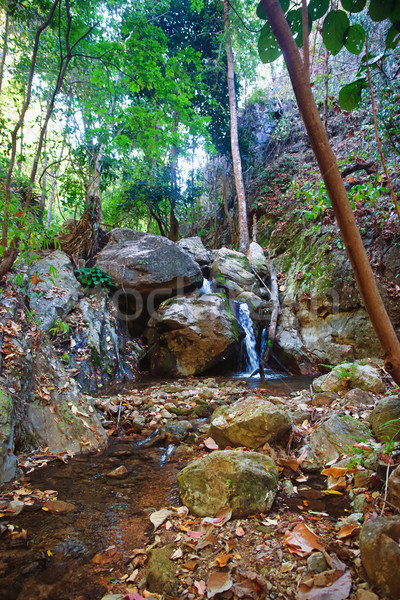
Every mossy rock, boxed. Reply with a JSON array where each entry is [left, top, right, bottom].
[[177, 450, 278, 517]]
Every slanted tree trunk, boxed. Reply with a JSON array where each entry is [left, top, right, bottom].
[[261, 0, 400, 385], [223, 0, 250, 254]]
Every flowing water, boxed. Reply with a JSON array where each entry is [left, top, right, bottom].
[[0, 440, 180, 600]]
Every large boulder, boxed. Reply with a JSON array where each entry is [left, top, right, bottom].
[[177, 236, 212, 268], [147, 294, 241, 376], [309, 414, 372, 466], [369, 395, 400, 442], [312, 362, 385, 394], [210, 248, 261, 300], [388, 465, 400, 509], [177, 450, 278, 517], [28, 250, 82, 331], [209, 396, 292, 448], [360, 516, 400, 599], [97, 229, 202, 294], [0, 294, 107, 483], [56, 294, 140, 394], [247, 242, 268, 276]]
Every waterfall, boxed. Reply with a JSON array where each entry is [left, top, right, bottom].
[[237, 302, 259, 376], [200, 278, 214, 294]]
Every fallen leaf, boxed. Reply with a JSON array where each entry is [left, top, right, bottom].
[[215, 552, 233, 567], [187, 530, 206, 539], [202, 508, 232, 527], [337, 523, 360, 539], [170, 547, 183, 560], [126, 568, 139, 582], [150, 508, 172, 530], [207, 571, 233, 599], [321, 467, 356, 478], [283, 523, 323, 557], [298, 564, 351, 600], [194, 580, 206, 596], [183, 559, 198, 571], [235, 526, 245, 537], [204, 437, 219, 450]]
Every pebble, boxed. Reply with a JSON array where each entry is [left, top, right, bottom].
[[106, 465, 128, 478], [306, 552, 328, 573]]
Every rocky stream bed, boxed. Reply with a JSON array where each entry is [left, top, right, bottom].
[[1, 369, 400, 600]]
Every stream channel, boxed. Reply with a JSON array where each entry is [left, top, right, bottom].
[[0, 373, 316, 600]]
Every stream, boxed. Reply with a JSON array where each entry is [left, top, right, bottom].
[[0, 375, 317, 600]]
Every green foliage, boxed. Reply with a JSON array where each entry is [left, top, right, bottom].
[[77, 266, 113, 289], [49, 319, 70, 338]]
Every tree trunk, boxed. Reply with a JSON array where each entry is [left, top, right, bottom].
[[1, 0, 60, 249], [223, 0, 250, 254], [222, 158, 235, 245], [0, 5, 9, 94], [261, 0, 400, 385]]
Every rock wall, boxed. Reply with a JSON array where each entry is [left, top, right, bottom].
[[269, 220, 400, 373]]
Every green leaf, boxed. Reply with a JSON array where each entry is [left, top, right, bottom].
[[258, 21, 281, 63], [322, 10, 350, 55], [369, 0, 396, 22], [257, 0, 289, 20], [386, 25, 400, 49], [389, 1, 400, 25], [344, 24, 366, 54], [287, 8, 312, 47], [338, 78, 368, 110], [340, 0, 367, 12], [308, 0, 329, 20]]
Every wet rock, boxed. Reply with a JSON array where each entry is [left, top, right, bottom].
[[309, 414, 371, 466], [193, 404, 213, 418], [0, 386, 17, 483], [177, 450, 278, 517], [106, 465, 128, 478], [388, 464, 400, 509], [7, 500, 24, 516], [27, 250, 82, 332], [210, 247, 261, 300], [369, 395, 400, 442], [146, 544, 179, 596], [209, 396, 292, 449], [306, 552, 328, 573], [246, 242, 268, 276], [311, 392, 336, 407], [356, 590, 380, 600], [360, 515, 400, 598], [97, 229, 202, 294], [312, 362, 385, 394], [340, 388, 376, 407], [147, 294, 242, 376], [177, 236, 212, 268], [354, 469, 374, 488], [43, 500, 77, 513], [161, 420, 193, 443]]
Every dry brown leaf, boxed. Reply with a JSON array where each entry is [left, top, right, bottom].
[[283, 522, 323, 557], [183, 559, 198, 571], [337, 523, 360, 539], [321, 467, 357, 478], [235, 526, 245, 537], [215, 552, 233, 567], [202, 508, 232, 527], [207, 571, 233, 599], [170, 547, 183, 560]]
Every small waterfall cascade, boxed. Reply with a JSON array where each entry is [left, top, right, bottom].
[[237, 302, 259, 376], [200, 277, 214, 294]]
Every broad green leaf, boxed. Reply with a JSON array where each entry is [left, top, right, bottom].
[[340, 0, 367, 12], [389, 2, 400, 25], [257, 0, 289, 20], [322, 10, 350, 55], [369, 0, 395, 22], [308, 0, 329, 20], [344, 24, 366, 54], [386, 25, 400, 49], [338, 78, 368, 110], [258, 21, 282, 63], [287, 8, 312, 47]]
